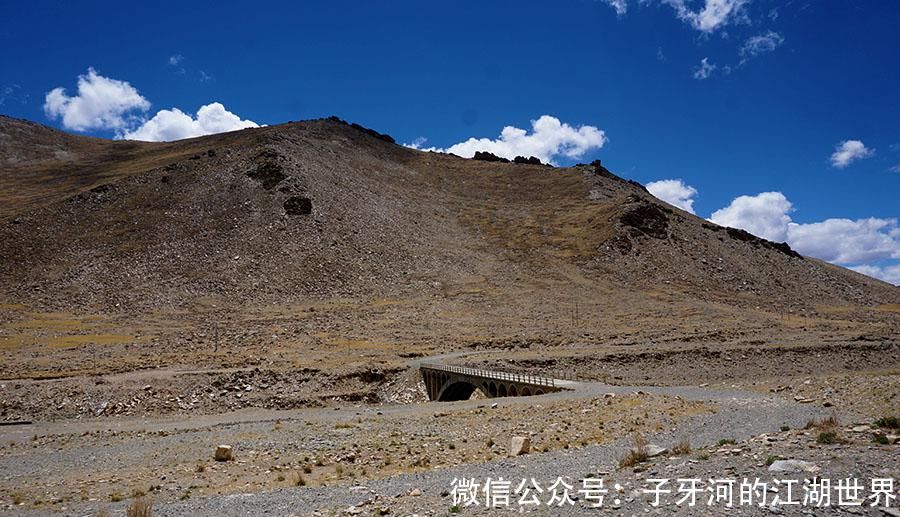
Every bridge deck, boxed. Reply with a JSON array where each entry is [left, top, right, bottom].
[[420, 363, 556, 388]]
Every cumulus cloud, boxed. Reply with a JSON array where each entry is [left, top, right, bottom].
[[739, 31, 784, 63], [709, 191, 793, 241], [830, 140, 875, 168], [787, 218, 900, 264], [646, 179, 698, 214], [848, 264, 900, 285], [409, 116, 607, 165], [43, 68, 150, 132], [661, 0, 749, 33], [692, 58, 717, 80], [707, 190, 900, 285], [168, 54, 184, 66], [44, 69, 257, 142], [122, 102, 259, 142]]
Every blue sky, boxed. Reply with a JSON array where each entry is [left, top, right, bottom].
[[2, 0, 899, 283]]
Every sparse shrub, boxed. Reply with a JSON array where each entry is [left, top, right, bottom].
[[292, 472, 306, 487], [110, 492, 124, 502], [780, 425, 790, 432], [875, 416, 899, 429], [619, 434, 649, 468], [11, 493, 23, 505], [302, 464, 313, 473], [276, 474, 285, 482], [486, 438, 494, 448], [195, 463, 206, 473], [671, 438, 691, 455], [817, 430, 841, 444], [806, 415, 839, 430], [766, 455, 782, 466], [335, 464, 344, 477], [126, 497, 152, 517], [449, 505, 461, 513], [717, 438, 736, 446], [873, 433, 889, 445], [696, 452, 710, 461]]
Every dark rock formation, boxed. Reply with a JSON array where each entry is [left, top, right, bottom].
[[473, 151, 510, 163]]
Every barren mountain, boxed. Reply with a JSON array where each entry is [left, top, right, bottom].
[[0, 114, 897, 390]]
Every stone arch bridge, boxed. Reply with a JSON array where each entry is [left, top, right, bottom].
[[420, 363, 562, 401]]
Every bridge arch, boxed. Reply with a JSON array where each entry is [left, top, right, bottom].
[[420, 364, 560, 402], [437, 381, 480, 401]]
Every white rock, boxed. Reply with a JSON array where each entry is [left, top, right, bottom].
[[767, 459, 819, 473], [645, 445, 667, 457], [509, 436, 531, 456]]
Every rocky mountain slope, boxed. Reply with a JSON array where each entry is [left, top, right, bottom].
[[0, 115, 897, 381]]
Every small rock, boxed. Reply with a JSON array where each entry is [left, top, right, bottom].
[[509, 436, 531, 456], [214, 445, 233, 462], [645, 445, 667, 457], [768, 459, 819, 473], [409, 488, 422, 496]]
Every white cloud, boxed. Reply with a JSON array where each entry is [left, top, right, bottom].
[[707, 190, 900, 285], [661, 0, 749, 33], [410, 115, 607, 165], [848, 264, 900, 286], [787, 218, 900, 264], [890, 164, 900, 173], [830, 140, 875, 168], [122, 102, 259, 142], [168, 54, 184, 66], [693, 57, 716, 80], [739, 31, 784, 63], [709, 191, 793, 241], [43, 68, 150, 132], [601, 0, 628, 15], [405, 137, 429, 150], [44, 70, 257, 141], [646, 179, 698, 213]]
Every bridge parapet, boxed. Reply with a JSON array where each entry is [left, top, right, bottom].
[[420, 363, 561, 401]]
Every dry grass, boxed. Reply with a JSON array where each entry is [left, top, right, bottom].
[[805, 415, 840, 430], [671, 437, 691, 455], [126, 497, 152, 517], [619, 434, 649, 468], [292, 472, 306, 487]]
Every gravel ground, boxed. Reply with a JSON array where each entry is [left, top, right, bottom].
[[8, 376, 864, 516]]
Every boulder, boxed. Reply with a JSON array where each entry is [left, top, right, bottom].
[[509, 436, 530, 456], [214, 444, 233, 462]]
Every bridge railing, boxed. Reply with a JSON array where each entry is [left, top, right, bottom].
[[420, 363, 556, 388]]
